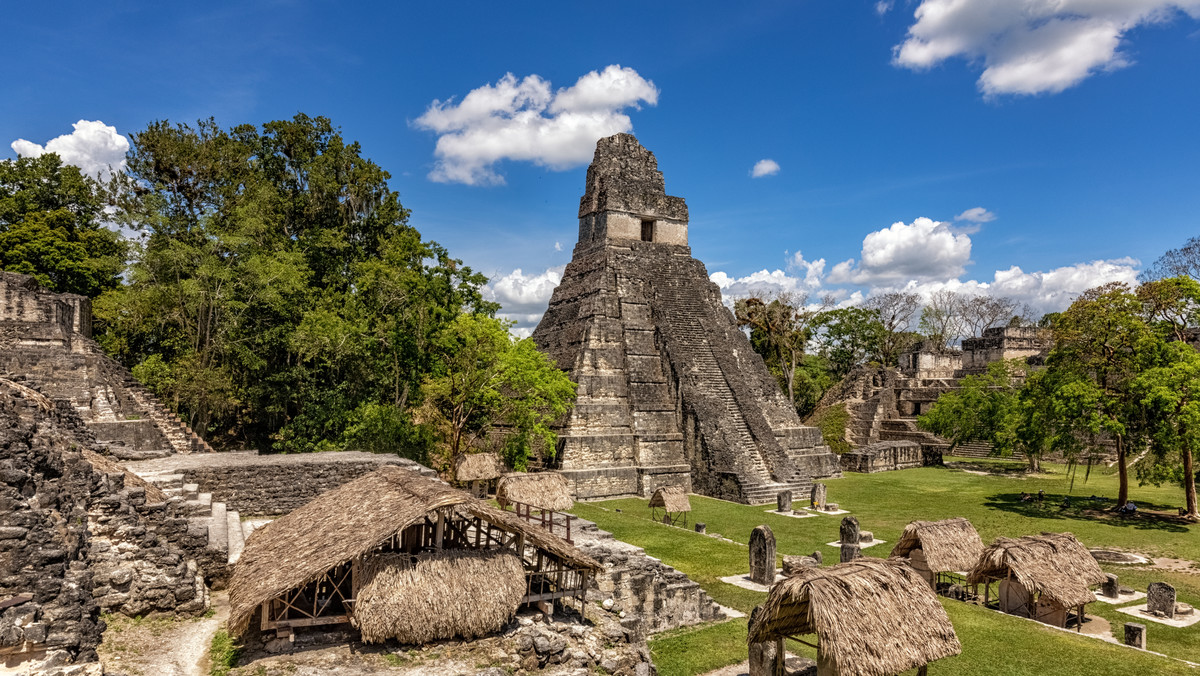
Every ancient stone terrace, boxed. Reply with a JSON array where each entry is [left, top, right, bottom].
[[533, 134, 840, 504], [0, 271, 213, 459]]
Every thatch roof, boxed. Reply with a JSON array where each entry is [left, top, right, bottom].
[[228, 466, 599, 635], [649, 486, 691, 513], [495, 472, 574, 511], [890, 517, 983, 573], [82, 449, 168, 503], [968, 532, 1105, 608], [352, 549, 525, 644], [455, 452, 502, 481], [748, 558, 961, 676]]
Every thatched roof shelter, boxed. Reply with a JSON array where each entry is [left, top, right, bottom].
[[352, 549, 525, 644], [968, 532, 1105, 608], [455, 452, 502, 482], [496, 472, 574, 511], [228, 466, 599, 635], [649, 486, 691, 513], [890, 517, 983, 573], [748, 558, 961, 676]]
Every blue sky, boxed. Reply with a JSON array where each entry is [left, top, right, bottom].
[[5, 1, 1200, 334]]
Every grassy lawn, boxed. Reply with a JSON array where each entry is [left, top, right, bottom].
[[576, 459, 1200, 675]]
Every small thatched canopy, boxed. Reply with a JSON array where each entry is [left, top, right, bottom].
[[228, 466, 599, 635], [352, 549, 525, 644], [748, 558, 962, 676], [496, 472, 574, 511], [890, 517, 983, 573], [455, 452, 502, 482], [649, 486, 691, 513], [83, 449, 168, 503], [968, 532, 1105, 608]]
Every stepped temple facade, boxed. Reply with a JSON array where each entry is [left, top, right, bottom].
[[532, 134, 841, 504]]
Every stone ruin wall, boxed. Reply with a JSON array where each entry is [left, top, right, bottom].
[[0, 379, 211, 673], [0, 271, 213, 459]]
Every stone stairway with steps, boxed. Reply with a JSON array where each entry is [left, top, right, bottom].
[[133, 469, 251, 571], [653, 279, 810, 505]]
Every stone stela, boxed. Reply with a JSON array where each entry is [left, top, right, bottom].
[[840, 516, 861, 563], [531, 134, 841, 505], [750, 525, 777, 586]]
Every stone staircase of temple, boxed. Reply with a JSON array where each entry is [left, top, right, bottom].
[[653, 278, 810, 504], [134, 470, 249, 570]]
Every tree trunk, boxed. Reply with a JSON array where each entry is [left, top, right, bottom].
[[1184, 440, 1198, 521], [1027, 453, 1040, 473], [1116, 434, 1129, 508]]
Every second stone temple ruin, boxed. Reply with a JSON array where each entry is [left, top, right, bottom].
[[533, 134, 841, 504]]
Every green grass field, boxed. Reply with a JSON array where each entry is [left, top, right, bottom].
[[571, 459, 1200, 675]]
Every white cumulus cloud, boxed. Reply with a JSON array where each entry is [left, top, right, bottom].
[[484, 266, 566, 336], [876, 1, 894, 16], [893, 0, 1200, 96], [955, 207, 996, 223], [828, 217, 972, 284], [11, 120, 129, 179], [413, 65, 658, 185], [750, 159, 780, 178]]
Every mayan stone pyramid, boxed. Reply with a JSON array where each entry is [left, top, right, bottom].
[[533, 134, 841, 505]]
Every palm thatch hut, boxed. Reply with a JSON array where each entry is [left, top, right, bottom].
[[748, 558, 961, 676], [890, 517, 983, 592], [967, 532, 1105, 629], [496, 472, 575, 541], [455, 452, 502, 497], [649, 486, 691, 526], [228, 466, 600, 642]]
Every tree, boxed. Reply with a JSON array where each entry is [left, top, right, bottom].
[[1141, 236, 1200, 281], [1043, 283, 1155, 507], [812, 307, 887, 378], [918, 289, 966, 348], [0, 154, 128, 297], [863, 292, 920, 365], [960, 294, 1026, 338], [918, 360, 1030, 466], [1134, 341, 1200, 521], [417, 315, 576, 472], [735, 292, 830, 406], [98, 115, 492, 452]]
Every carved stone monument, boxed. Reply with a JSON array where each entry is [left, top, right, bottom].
[[839, 516, 861, 563], [695, 522, 706, 534], [810, 483, 827, 510], [782, 555, 818, 576], [748, 606, 784, 676], [1124, 622, 1146, 649], [776, 490, 792, 513], [1101, 573, 1120, 599], [532, 134, 841, 505], [750, 525, 777, 586], [1147, 582, 1177, 619]]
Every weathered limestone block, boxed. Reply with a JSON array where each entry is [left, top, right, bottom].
[[776, 490, 792, 513], [1102, 573, 1120, 599], [1148, 582, 1177, 618], [859, 530, 874, 543], [695, 522, 706, 534], [748, 606, 784, 676], [810, 483, 826, 510], [750, 525, 777, 586], [782, 556, 818, 576], [839, 516, 861, 563], [1125, 622, 1146, 649]]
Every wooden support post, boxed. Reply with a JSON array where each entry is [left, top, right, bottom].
[[435, 510, 445, 550]]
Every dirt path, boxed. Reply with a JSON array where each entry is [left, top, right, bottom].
[[99, 592, 228, 676]]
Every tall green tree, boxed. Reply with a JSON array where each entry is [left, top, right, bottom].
[[735, 293, 829, 406], [98, 115, 493, 453], [918, 360, 1031, 466], [812, 307, 887, 378], [0, 154, 127, 297], [416, 315, 576, 472], [1135, 341, 1200, 521]]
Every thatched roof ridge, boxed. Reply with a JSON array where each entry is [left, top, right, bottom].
[[649, 486, 691, 513], [968, 532, 1105, 608], [352, 549, 525, 644], [455, 452, 502, 481], [889, 517, 983, 573], [496, 472, 574, 511], [748, 558, 961, 676], [82, 449, 168, 503], [228, 466, 599, 635]]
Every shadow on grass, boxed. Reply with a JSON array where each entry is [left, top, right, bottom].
[[983, 492, 1191, 533]]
